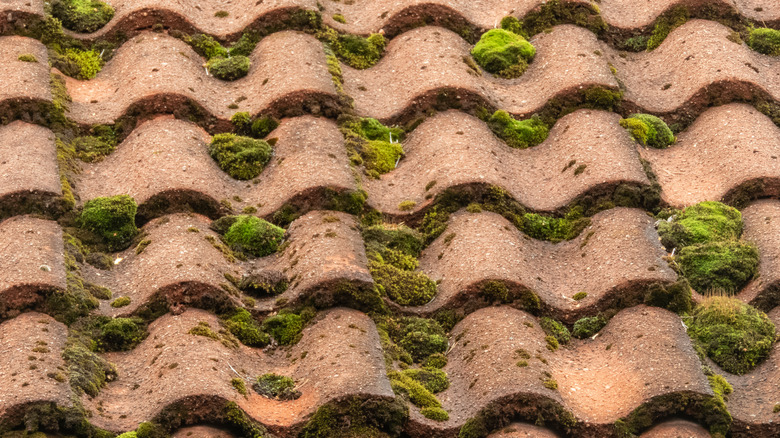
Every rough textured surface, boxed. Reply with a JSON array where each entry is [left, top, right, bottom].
[[739, 200, 780, 311], [638, 419, 712, 437], [0, 36, 51, 108], [419, 209, 676, 322]]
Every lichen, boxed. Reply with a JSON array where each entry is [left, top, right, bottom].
[[471, 29, 535, 78], [209, 133, 273, 180]]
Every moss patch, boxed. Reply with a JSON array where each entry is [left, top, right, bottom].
[[486, 111, 548, 149], [52, 0, 115, 33], [572, 315, 607, 339], [72, 135, 115, 162], [209, 133, 272, 180], [253, 373, 300, 400], [231, 112, 280, 139], [341, 116, 404, 177], [97, 317, 145, 351], [687, 297, 776, 375], [224, 308, 269, 347], [657, 201, 742, 250], [646, 6, 689, 50], [748, 28, 780, 56], [110, 296, 131, 308], [619, 114, 675, 148], [208, 56, 251, 81], [79, 195, 138, 251], [331, 33, 386, 69], [677, 241, 759, 293], [471, 29, 535, 78], [261, 311, 304, 345], [18, 54, 37, 62], [222, 215, 285, 258], [540, 317, 570, 344]]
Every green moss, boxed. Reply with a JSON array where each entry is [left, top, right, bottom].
[[215, 10, 229, 18], [209, 133, 272, 180], [52, 0, 115, 33], [186, 34, 228, 59], [513, 0, 607, 37], [369, 261, 437, 306], [572, 315, 607, 339], [480, 280, 510, 303], [401, 367, 449, 393], [300, 397, 408, 438], [540, 317, 571, 344], [110, 296, 131, 308], [332, 33, 386, 69], [224, 308, 270, 347], [228, 33, 261, 57], [63, 334, 117, 397], [253, 373, 300, 400], [208, 56, 251, 80], [79, 195, 138, 251], [72, 135, 115, 162], [522, 209, 589, 243], [389, 371, 440, 408], [748, 27, 780, 56], [657, 201, 742, 250], [363, 224, 423, 257], [572, 292, 587, 301], [98, 317, 145, 351], [333, 14, 346, 24], [677, 241, 759, 293], [421, 406, 449, 421], [62, 49, 104, 80], [18, 54, 37, 62], [619, 114, 675, 148], [643, 279, 692, 314], [422, 353, 448, 369], [395, 317, 448, 362], [487, 111, 548, 149], [342, 116, 405, 176], [136, 422, 166, 438], [708, 374, 733, 401], [471, 29, 535, 78], [250, 116, 280, 138], [646, 6, 689, 50], [459, 417, 489, 438], [224, 401, 269, 437], [397, 200, 416, 211], [222, 215, 284, 257], [687, 297, 776, 375], [232, 378, 248, 396], [261, 312, 303, 345], [545, 335, 559, 351], [542, 378, 558, 390]]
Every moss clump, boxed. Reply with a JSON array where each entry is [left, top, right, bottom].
[[231, 378, 248, 396], [72, 136, 115, 162], [232, 112, 280, 139], [363, 224, 423, 257], [363, 140, 404, 174], [18, 54, 37, 62], [522, 208, 589, 243], [209, 133, 272, 180], [394, 317, 448, 362], [422, 353, 448, 369], [79, 195, 138, 251], [481, 280, 509, 303], [63, 334, 117, 397], [687, 297, 776, 375], [110, 296, 131, 308], [389, 371, 441, 409], [540, 317, 571, 345], [332, 33, 386, 69], [62, 48, 104, 79], [471, 29, 535, 78], [300, 397, 408, 438], [421, 406, 449, 421], [208, 56, 251, 80], [98, 317, 145, 351], [572, 292, 587, 301], [186, 34, 228, 59], [677, 241, 759, 293], [487, 111, 548, 149], [253, 373, 300, 400], [222, 215, 285, 257], [224, 308, 269, 347], [341, 116, 405, 177], [52, 0, 115, 33], [646, 6, 689, 50], [619, 114, 675, 148], [333, 14, 346, 24], [369, 261, 437, 306], [262, 311, 304, 345], [748, 28, 780, 56], [643, 280, 692, 314], [657, 201, 742, 250], [401, 367, 450, 393], [572, 315, 607, 339]]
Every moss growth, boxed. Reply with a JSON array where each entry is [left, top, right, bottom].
[[509, 0, 607, 37], [481, 280, 509, 303], [687, 297, 776, 375], [110, 296, 131, 308], [572, 315, 607, 339], [209, 133, 273, 180], [62, 332, 117, 397], [471, 29, 535, 78], [52, 0, 115, 33], [253, 373, 300, 400], [221, 215, 285, 257], [401, 367, 449, 393], [215, 10, 229, 18], [677, 241, 759, 293], [72, 135, 115, 162], [657, 201, 742, 250], [231, 378, 248, 396], [643, 279, 693, 314], [394, 317, 448, 362], [369, 261, 437, 306], [97, 317, 145, 351], [299, 397, 408, 438], [333, 14, 346, 24], [422, 353, 448, 369], [341, 116, 405, 176], [619, 114, 675, 148], [60, 49, 104, 80], [363, 224, 423, 257], [646, 6, 689, 50], [224, 308, 269, 347], [18, 54, 37, 62], [262, 311, 304, 345], [186, 34, 228, 59], [331, 33, 386, 69], [223, 401, 270, 437], [540, 317, 570, 345], [232, 112, 280, 139], [398, 200, 416, 211], [748, 27, 780, 56], [572, 292, 587, 301], [208, 56, 251, 81], [708, 374, 733, 401], [79, 195, 138, 251], [421, 406, 449, 421], [389, 371, 441, 409], [486, 111, 548, 149]]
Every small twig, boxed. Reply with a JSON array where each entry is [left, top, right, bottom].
[[227, 362, 244, 379]]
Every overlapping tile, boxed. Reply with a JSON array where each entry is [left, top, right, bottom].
[[83, 307, 391, 434], [737, 200, 780, 311], [366, 109, 649, 216], [65, 31, 339, 127], [77, 115, 356, 223], [418, 209, 676, 322], [0, 217, 65, 320], [0, 36, 51, 123]]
